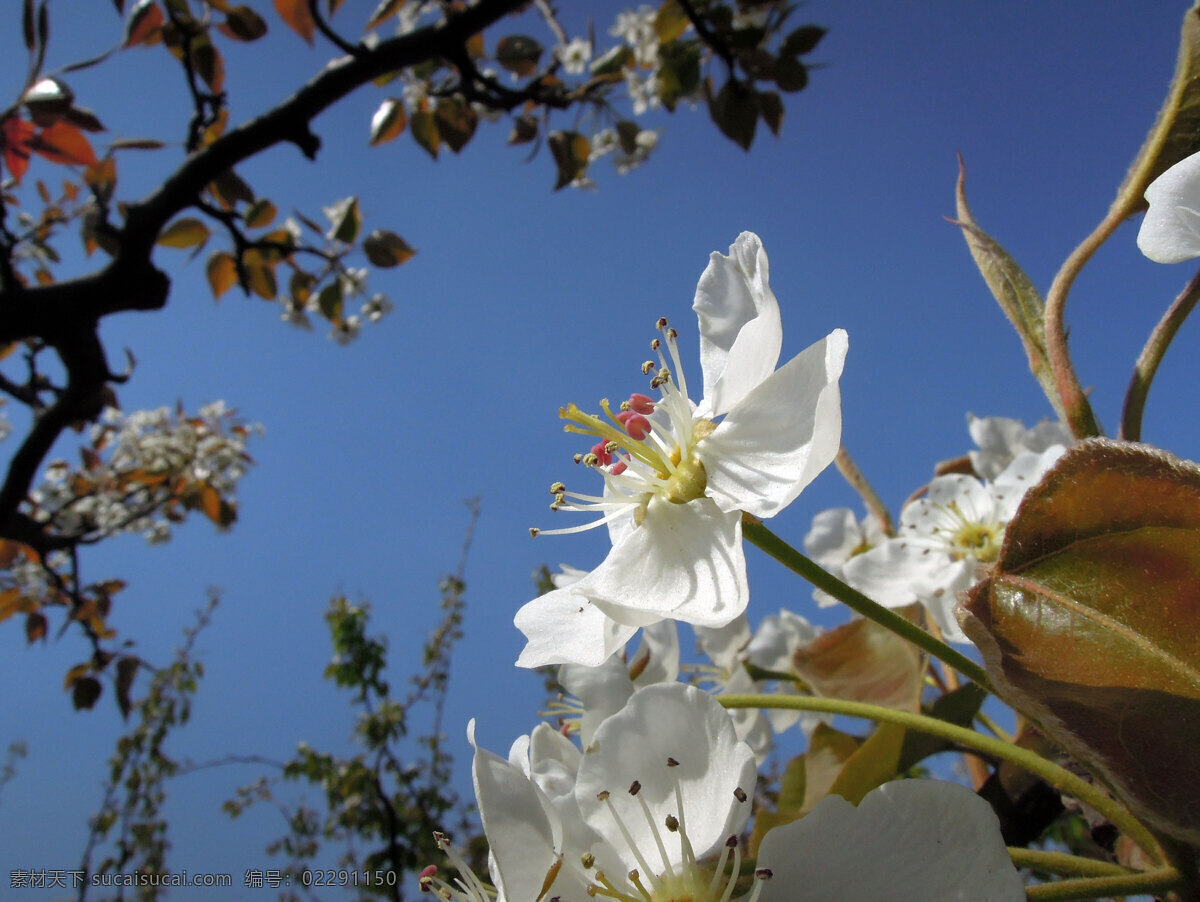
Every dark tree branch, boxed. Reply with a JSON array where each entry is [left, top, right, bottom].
[[0, 0, 527, 537]]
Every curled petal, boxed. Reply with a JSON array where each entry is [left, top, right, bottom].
[[693, 232, 783, 416], [700, 329, 847, 518], [515, 585, 638, 668], [1138, 150, 1200, 263]]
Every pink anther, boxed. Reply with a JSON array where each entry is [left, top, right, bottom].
[[628, 393, 656, 414], [591, 441, 613, 465], [616, 411, 652, 440], [611, 461, 627, 475]]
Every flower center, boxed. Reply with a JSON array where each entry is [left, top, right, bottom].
[[586, 758, 766, 902], [531, 319, 713, 539], [950, 521, 1002, 563]]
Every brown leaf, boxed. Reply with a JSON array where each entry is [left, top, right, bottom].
[[157, 217, 210, 249], [274, 0, 315, 44], [124, 0, 164, 48], [961, 439, 1200, 844], [206, 251, 238, 299], [369, 98, 406, 146], [792, 617, 924, 711]]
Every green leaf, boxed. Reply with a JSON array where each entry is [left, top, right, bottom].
[[774, 54, 808, 93], [953, 161, 1063, 423], [781, 24, 827, 57], [961, 439, 1200, 844], [654, 0, 689, 44], [72, 675, 102, 710], [589, 44, 632, 78], [548, 131, 590, 190], [658, 41, 701, 111], [759, 90, 784, 136], [1111, 1, 1200, 221], [411, 109, 440, 160], [827, 721, 907, 806], [323, 196, 360, 244], [362, 229, 415, 267], [316, 281, 343, 320], [709, 79, 759, 151], [496, 35, 543, 78], [221, 5, 268, 41], [157, 216, 209, 248]]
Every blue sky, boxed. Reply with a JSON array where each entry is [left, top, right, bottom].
[[2, 1, 1197, 897]]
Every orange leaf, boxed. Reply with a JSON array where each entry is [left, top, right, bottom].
[[274, 0, 315, 44], [0, 588, 24, 625], [2, 117, 35, 181], [124, 0, 164, 48], [206, 251, 238, 299], [32, 121, 98, 166]]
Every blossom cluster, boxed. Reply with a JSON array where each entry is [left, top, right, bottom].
[[423, 232, 1060, 900], [26, 401, 262, 545]]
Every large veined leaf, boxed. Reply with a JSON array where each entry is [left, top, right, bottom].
[[960, 439, 1200, 844]]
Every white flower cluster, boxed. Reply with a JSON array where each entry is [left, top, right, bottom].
[[279, 258, 395, 344], [423, 683, 1023, 902], [424, 233, 1032, 900], [26, 402, 262, 544]]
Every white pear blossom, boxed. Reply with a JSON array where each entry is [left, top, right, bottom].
[[1137, 149, 1200, 263], [516, 233, 847, 668], [429, 685, 1021, 902], [803, 507, 887, 607], [555, 38, 592, 75], [756, 780, 1024, 902], [843, 446, 1064, 642], [967, 413, 1073, 480]]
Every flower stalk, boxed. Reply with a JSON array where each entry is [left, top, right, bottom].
[[718, 692, 1165, 863], [741, 516, 993, 691]]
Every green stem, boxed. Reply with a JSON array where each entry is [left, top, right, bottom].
[[1043, 209, 1122, 440], [718, 692, 1163, 862], [1120, 264, 1200, 441], [1007, 848, 1133, 878], [742, 518, 992, 691], [1024, 868, 1182, 901], [974, 709, 1012, 743]]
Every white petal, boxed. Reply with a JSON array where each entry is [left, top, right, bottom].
[[582, 497, 748, 627], [757, 780, 1024, 902], [693, 232, 783, 416], [914, 557, 976, 644], [557, 656, 635, 747], [514, 585, 638, 668], [1139, 150, 1200, 263], [804, 507, 862, 566], [695, 613, 752, 670], [576, 684, 757, 870], [470, 720, 565, 902], [628, 619, 681, 686], [700, 330, 847, 518], [842, 538, 936, 607]]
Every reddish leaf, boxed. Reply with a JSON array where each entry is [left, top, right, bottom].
[[434, 98, 478, 153], [792, 617, 924, 712], [2, 117, 36, 181], [961, 439, 1200, 844], [274, 0, 315, 44], [25, 611, 47, 643], [369, 98, 407, 146], [124, 0, 164, 48], [31, 121, 98, 166], [366, 0, 405, 30]]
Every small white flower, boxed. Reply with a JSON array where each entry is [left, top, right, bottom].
[[516, 233, 847, 668], [967, 413, 1073, 480], [556, 38, 592, 75], [843, 447, 1064, 642], [804, 507, 887, 607], [1138, 149, 1200, 263]]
